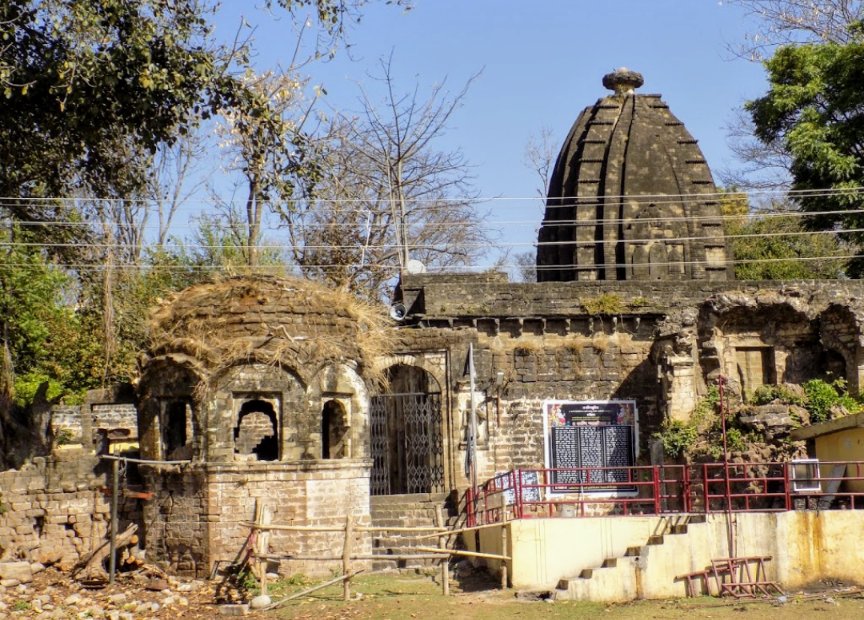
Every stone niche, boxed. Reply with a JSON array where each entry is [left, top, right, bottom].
[[135, 276, 389, 576], [697, 290, 864, 403]]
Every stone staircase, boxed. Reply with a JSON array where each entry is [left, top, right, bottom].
[[369, 492, 458, 570], [554, 515, 712, 602]]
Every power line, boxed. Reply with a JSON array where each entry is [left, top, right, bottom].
[[0, 249, 853, 274], [0, 224, 860, 252], [0, 185, 862, 212], [5, 205, 864, 232]]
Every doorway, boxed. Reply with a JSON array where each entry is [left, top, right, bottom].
[[370, 365, 444, 495]]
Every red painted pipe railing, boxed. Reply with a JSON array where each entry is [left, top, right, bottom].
[[466, 461, 864, 525]]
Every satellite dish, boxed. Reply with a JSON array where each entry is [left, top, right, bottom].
[[389, 303, 407, 321], [405, 259, 427, 275]]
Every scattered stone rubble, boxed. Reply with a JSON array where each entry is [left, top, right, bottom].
[[0, 567, 211, 619]]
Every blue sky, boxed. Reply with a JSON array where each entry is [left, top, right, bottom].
[[207, 0, 769, 267]]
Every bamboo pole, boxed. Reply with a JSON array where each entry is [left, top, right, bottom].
[[412, 521, 508, 540], [258, 554, 445, 562], [500, 525, 508, 590], [254, 501, 271, 596], [342, 515, 354, 601], [108, 459, 119, 585], [350, 554, 442, 561], [414, 546, 511, 561], [435, 506, 449, 596], [242, 522, 445, 533], [359, 526, 446, 533], [262, 570, 364, 611], [241, 522, 346, 532]]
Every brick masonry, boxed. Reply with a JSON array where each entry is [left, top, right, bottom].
[[0, 448, 139, 570]]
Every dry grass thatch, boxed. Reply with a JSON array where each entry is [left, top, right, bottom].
[[146, 275, 396, 385]]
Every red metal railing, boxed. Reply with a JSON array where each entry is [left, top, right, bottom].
[[466, 461, 864, 526]]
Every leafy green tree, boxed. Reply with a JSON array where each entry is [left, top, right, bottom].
[[722, 192, 851, 279], [0, 228, 81, 404], [0, 1, 216, 222], [747, 29, 864, 275]]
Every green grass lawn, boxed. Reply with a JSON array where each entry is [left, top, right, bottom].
[[261, 571, 864, 620]]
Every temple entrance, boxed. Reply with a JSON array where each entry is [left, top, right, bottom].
[[370, 365, 445, 495]]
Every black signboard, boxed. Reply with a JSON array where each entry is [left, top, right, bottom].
[[550, 424, 634, 493]]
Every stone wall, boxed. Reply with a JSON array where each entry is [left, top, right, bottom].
[[394, 274, 864, 492], [0, 449, 139, 571], [141, 460, 372, 578]]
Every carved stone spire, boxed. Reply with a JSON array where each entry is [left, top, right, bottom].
[[536, 71, 731, 283]]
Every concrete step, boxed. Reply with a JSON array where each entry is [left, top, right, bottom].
[[555, 516, 716, 602]]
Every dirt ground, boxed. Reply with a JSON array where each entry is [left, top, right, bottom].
[[2, 567, 863, 619]]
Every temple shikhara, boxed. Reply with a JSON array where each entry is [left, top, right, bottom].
[[538, 69, 730, 282]]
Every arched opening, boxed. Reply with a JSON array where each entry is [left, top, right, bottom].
[[163, 400, 191, 459], [234, 399, 279, 461], [322, 400, 348, 459], [819, 349, 847, 383], [370, 364, 444, 495]]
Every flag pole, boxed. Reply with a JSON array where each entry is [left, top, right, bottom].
[[468, 343, 479, 516]]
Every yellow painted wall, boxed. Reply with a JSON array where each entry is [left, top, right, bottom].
[[814, 428, 864, 494], [474, 512, 864, 598]]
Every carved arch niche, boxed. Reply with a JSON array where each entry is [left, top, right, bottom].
[[209, 362, 306, 462], [137, 358, 202, 461], [818, 305, 863, 395], [701, 302, 815, 402], [307, 363, 370, 460]]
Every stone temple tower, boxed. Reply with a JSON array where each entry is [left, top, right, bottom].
[[536, 68, 732, 282]]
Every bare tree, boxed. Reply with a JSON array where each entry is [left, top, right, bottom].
[[524, 126, 558, 201], [513, 126, 560, 282], [727, 0, 864, 59], [278, 56, 490, 299], [718, 107, 793, 192], [217, 70, 318, 267], [150, 130, 211, 248]]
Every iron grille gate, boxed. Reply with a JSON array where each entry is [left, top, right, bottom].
[[370, 393, 444, 495]]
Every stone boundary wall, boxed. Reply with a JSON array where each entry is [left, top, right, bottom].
[[0, 449, 140, 573], [401, 274, 864, 319], [50, 403, 139, 444], [141, 460, 373, 578], [49, 406, 84, 440]]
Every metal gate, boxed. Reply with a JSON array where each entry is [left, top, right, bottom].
[[370, 392, 444, 495]]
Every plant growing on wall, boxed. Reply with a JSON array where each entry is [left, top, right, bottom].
[[581, 293, 623, 316], [803, 378, 862, 423]]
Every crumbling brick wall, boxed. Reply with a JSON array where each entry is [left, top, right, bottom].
[[0, 449, 140, 569], [140, 461, 372, 577]]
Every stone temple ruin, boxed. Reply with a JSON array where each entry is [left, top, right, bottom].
[[4, 68, 864, 595]]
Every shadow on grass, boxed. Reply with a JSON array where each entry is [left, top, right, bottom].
[[451, 561, 502, 593]]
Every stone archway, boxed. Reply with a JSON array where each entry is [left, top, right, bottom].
[[370, 364, 444, 495]]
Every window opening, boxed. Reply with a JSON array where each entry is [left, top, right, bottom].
[[322, 400, 348, 459], [234, 399, 279, 461], [163, 401, 188, 458]]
